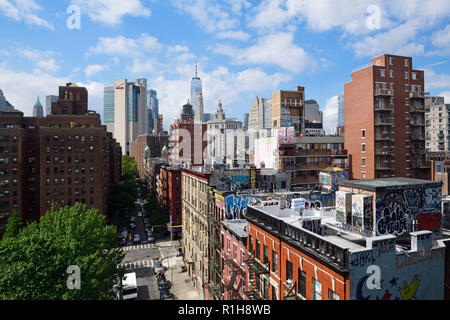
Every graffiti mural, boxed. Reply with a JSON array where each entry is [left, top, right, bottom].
[[319, 170, 348, 191], [375, 185, 442, 236], [349, 234, 445, 300], [223, 191, 334, 220]]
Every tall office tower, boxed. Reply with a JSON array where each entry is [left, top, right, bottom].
[[338, 93, 345, 127], [0, 89, 14, 111], [272, 86, 305, 136], [191, 63, 202, 119], [147, 89, 159, 134], [248, 97, 272, 134], [194, 91, 204, 123], [32, 97, 44, 118], [0, 84, 122, 235], [304, 99, 324, 136], [243, 113, 249, 131], [345, 54, 430, 180], [425, 96, 449, 152], [45, 95, 58, 116], [103, 79, 148, 155]]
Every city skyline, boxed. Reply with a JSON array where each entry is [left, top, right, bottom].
[[0, 1, 449, 133]]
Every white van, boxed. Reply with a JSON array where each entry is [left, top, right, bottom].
[[121, 272, 138, 300]]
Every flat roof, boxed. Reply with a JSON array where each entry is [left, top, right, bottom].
[[222, 219, 247, 238], [340, 177, 441, 191]]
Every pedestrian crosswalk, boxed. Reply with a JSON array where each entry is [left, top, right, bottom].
[[119, 259, 154, 270], [121, 244, 156, 251]]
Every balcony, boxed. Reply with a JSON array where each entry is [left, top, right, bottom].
[[410, 120, 425, 126], [409, 91, 430, 99], [376, 162, 395, 170], [375, 117, 394, 126], [374, 103, 394, 111], [296, 149, 347, 157], [411, 133, 425, 140], [295, 162, 330, 171], [374, 88, 394, 96], [410, 161, 430, 169], [409, 105, 427, 113], [375, 133, 395, 141]]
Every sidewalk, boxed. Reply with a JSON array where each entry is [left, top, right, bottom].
[[168, 262, 202, 300]]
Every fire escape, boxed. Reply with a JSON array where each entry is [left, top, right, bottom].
[[224, 250, 245, 300], [244, 250, 270, 300]]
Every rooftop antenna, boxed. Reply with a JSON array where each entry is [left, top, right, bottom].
[[195, 59, 198, 78]]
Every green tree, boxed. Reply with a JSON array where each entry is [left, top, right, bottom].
[[144, 198, 169, 227], [0, 204, 125, 300], [121, 155, 138, 181], [2, 208, 23, 240]]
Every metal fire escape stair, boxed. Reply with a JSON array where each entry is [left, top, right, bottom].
[[244, 250, 270, 300]]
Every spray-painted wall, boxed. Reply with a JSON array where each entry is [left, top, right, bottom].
[[223, 191, 335, 220], [349, 232, 445, 300], [319, 170, 349, 191], [375, 185, 442, 236]]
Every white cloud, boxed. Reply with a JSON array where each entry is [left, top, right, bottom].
[[350, 22, 424, 57], [36, 59, 60, 72], [216, 30, 250, 41], [438, 91, 450, 104], [88, 34, 162, 56], [0, 0, 53, 29], [322, 95, 339, 135], [0, 66, 105, 117], [424, 68, 450, 90], [84, 64, 107, 77], [71, 0, 151, 26], [210, 32, 314, 73], [432, 24, 450, 48]]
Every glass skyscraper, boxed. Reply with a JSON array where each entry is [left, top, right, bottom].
[[147, 89, 159, 133], [45, 95, 58, 116], [191, 63, 202, 119], [338, 93, 345, 127], [103, 88, 114, 123]]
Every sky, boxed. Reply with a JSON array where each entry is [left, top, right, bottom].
[[0, 0, 449, 133]]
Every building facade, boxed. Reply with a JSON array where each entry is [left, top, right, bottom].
[[156, 165, 182, 227], [181, 167, 211, 299], [425, 96, 449, 152], [345, 54, 430, 180], [103, 79, 148, 155], [338, 93, 345, 127], [272, 87, 305, 136], [130, 133, 169, 178], [0, 84, 121, 234]]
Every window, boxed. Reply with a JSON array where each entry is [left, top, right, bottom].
[[227, 238, 230, 254], [298, 269, 306, 298], [362, 158, 366, 167], [404, 71, 408, 79], [328, 289, 340, 300], [255, 240, 260, 260], [272, 285, 278, 300], [390, 70, 394, 78], [263, 245, 269, 264], [272, 250, 278, 273], [233, 243, 237, 260], [362, 172, 366, 180], [389, 57, 393, 65], [249, 235, 253, 253], [404, 59, 408, 67], [241, 249, 245, 268], [362, 144, 366, 153], [286, 260, 293, 282], [312, 279, 322, 300], [412, 72, 417, 80], [361, 129, 365, 138], [405, 84, 409, 92], [380, 69, 385, 78], [262, 278, 269, 299]]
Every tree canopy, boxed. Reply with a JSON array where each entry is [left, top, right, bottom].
[[121, 155, 138, 181], [0, 204, 125, 300], [2, 208, 23, 239]]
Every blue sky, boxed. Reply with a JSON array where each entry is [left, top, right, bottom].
[[0, 0, 449, 133]]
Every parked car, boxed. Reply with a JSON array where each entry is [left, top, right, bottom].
[[137, 211, 143, 217], [130, 216, 135, 223], [154, 260, 164, 273], [133, 234, 141, 243], [118, 236, 127, 246], [143, 218, 149, 224], [129, 223, 136, 229], [159, 289, 173, 300]]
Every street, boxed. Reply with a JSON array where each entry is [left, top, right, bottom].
[[117, 189, 201, 300]]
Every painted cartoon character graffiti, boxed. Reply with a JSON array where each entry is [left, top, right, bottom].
[[225, 196, 249, 220]]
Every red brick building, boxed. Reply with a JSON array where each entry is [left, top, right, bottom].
[[0, 83, 121, 233], [345, 54, 430, 180], [156, 165, 182, 227]]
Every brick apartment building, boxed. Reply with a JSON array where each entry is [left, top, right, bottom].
[[168, 101, 207, 166], [244, 178, 449, 300], [0, 83, 121, 233], [220, 219, 248, 300], [272, 87, 305, 136], [156, 165, 182, 228], [130, 133, 169, 178], [345, 54, 430, 180]]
